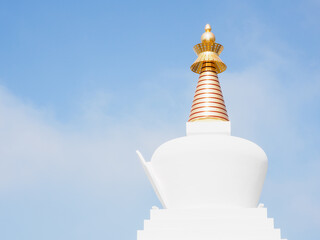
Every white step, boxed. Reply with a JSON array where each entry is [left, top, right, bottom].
[[138, 237, 282, 240], [138, 229, 281, 240], [137, 207, 285, 240], [150, 208, 267, 220], [144, 218, 274, 230]]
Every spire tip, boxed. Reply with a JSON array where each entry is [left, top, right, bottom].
[[205, 24, 212, 32], [201, 24, 215, 44]]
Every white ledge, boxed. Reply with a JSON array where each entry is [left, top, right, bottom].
[[186, 121, 231, 136]]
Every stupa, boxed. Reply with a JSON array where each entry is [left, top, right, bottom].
[[136, 24, 287, 240]]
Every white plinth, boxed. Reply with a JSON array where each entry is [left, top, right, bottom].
[[137, 207, 286, 240], [186, 121, 231, 135]]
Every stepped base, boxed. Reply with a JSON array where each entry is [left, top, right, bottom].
[[137, 207, 287, 240]]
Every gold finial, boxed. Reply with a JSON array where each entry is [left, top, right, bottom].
[[201, 24, 215, 44], [190, 24, 226, 74]]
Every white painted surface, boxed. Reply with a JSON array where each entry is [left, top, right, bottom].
[[186, 121, 231, 135], [136, 121, 280, 238], [136, 150, 167, 208], [137, 208, 284, 240], [138, 121, 268, 208]]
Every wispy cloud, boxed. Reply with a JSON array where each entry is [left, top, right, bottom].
[[0, 85, 181, 195]]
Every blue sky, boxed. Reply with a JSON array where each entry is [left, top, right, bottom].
[[0, 0, 319, 239]]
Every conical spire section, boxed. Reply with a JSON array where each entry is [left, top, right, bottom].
[[189, 62, 229, 121], [188, 24, 229, 122]]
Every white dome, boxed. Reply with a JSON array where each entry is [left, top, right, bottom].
[[144, 131, 267, 209]]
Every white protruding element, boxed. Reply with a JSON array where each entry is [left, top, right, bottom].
[[136, 150, 168, 208], [186, 120, 231, 135], [138, 208, 286, 240], [258, 203, 265, 208], [140, 122, 268, 209]]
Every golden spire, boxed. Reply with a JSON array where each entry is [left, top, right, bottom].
[[188, 24, 229, 122]]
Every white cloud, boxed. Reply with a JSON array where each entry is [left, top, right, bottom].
[[0, 85, 180, 194]]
